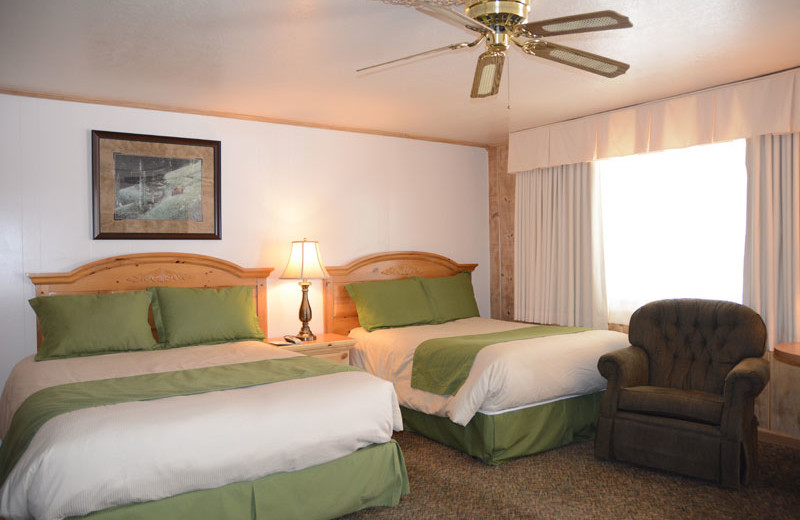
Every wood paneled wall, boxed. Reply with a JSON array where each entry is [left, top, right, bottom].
[[488, 144, 514, 321], [761, 353, 800, 442]]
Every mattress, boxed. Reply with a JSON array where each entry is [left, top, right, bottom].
[[350, 317, 629, 426], [0, 341, 403, 520]]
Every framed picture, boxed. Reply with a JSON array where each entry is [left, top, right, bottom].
[[92, 130, 221, 239]]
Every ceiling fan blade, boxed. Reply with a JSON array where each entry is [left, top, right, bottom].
[[357, 37, 483, 73], [470, 51, 504, 98], [521, 40, 629, 78], [417, 5, 495, 34], [516, 10, 632, 38]]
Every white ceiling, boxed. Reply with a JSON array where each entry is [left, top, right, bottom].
[[1, 0, 799, 146]]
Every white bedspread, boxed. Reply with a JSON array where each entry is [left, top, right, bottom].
[[350, 317, 629, 426], [0, 341, 402, 520]]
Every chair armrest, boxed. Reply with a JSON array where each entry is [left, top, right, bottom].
[[597, 346, 649, 416], [721, 356, 769, 437], [598, 346, 649, 388], [723, 357, 769, 404]]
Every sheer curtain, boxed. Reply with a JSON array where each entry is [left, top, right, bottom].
[[514, 162, 608, 328], [743, 133, 800, 349]]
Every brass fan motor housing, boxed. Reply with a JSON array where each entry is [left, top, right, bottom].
[[487, 32, 510, 52], [466, 0, 530, 30]]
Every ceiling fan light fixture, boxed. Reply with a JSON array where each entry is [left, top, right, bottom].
[[471, 51, 504, 98]]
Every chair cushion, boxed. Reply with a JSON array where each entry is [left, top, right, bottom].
[[618, 386, 724, 425]]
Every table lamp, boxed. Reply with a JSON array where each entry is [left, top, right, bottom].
[[280, 239, 329, 341]]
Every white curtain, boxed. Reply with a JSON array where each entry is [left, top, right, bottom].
[[514, 162, 607, 328], [743, 133, 800, 350]]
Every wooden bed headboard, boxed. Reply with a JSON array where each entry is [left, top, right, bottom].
[[323, 251, 477, 336], [28, 253, 274, 347]]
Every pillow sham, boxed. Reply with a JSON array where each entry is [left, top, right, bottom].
[[420, 272, 480, 324], [29, 291, 157, 361], [345, 277, 435, 332], [148, 285, 264, 348]]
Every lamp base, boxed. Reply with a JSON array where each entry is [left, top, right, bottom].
[[296, 325, 316, 342], [297, 280, 316, 341]]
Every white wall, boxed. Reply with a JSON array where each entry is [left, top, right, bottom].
[[0, 93, 490, 388]]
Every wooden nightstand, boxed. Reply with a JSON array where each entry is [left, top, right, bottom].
[[267, 333, 355, 365]]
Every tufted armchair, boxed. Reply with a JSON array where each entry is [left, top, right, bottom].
[[594, 299, 769, 488]]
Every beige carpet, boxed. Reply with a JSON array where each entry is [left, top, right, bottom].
[[343, 431, 800, 519]]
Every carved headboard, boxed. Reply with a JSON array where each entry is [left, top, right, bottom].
[[323, 251, 477, 336], [28, 253, 274, 348]]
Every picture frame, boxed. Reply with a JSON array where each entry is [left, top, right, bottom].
[[92, 130, 221, 239]]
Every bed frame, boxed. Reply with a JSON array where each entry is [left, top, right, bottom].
[[28, 252, 273, 347], [323, 251, 477, 336], [323, 250, 601, 465]]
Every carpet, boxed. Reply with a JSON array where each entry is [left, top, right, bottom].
[[342, 431, 800, 519]]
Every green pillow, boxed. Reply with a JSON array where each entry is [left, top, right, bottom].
[[30, 291, 157, 361], [345, 277, 435, 332], [148, 285, 265, 348], [420, 272, 480, 324]]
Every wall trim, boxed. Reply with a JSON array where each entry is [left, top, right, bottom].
[[0, 87, 489, 150]]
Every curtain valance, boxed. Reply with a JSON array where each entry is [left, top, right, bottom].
[[508, 68, 800, 173]]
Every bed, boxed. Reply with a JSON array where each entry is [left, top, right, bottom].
[[0, 253, 407, 520], [323, 251, 629, 464]]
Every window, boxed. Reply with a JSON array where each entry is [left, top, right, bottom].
[[597, 140, 747, 324]]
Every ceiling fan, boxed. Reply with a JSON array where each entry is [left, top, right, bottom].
[[359, 0, 632, 98]]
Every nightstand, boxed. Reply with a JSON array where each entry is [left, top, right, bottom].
[[267, 333, 355, 365]]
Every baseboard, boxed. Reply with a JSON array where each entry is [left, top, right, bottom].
[[759, 428, 800, 449]]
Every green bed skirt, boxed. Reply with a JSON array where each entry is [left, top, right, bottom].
[[401, 392, 602, 464], [71, 440, 408, 520]]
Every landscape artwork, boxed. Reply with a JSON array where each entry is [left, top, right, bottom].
[[113, 154, 203, 222], [92, 130, 221, 239]]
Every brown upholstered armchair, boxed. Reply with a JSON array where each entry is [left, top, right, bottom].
[[595, 299, 769, 488]]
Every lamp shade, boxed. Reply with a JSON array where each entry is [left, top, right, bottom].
[[280, 239, 329, 280]]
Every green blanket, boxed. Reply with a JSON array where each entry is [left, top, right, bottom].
[[0, 356, 359, 487], [410, 325, 589, 396]]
